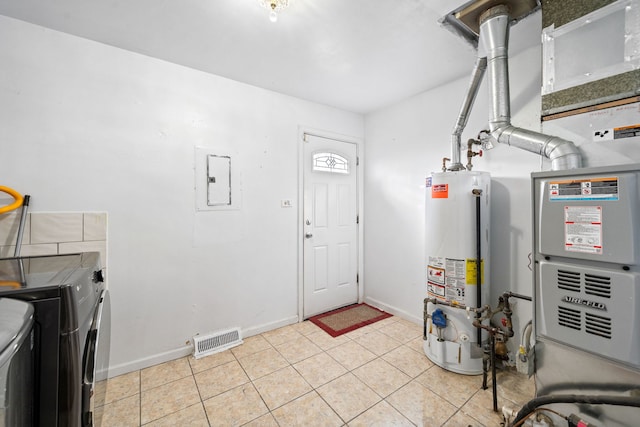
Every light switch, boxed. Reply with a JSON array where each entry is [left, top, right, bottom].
[[207, 155, 231, 206]]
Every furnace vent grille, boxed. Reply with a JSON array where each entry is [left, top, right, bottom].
[[585, 313, 612, 339], [585, 274, 611, 298], [557, 307, 613, 339], [558, 306, 581, 330], [193, 327, 243, 359], [557, 270, 581, 292], [556, 270, 612, 298]]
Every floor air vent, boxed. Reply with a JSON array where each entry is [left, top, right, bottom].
[[193, 327, 243, 359]]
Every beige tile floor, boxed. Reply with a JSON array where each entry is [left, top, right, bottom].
[[96, 316, 534, 426]]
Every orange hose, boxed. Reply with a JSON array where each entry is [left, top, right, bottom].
[[0, 186, 23, 214], [0, 281, 22, 289]]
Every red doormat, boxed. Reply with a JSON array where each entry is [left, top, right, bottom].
[[308, 303, 392, 337]]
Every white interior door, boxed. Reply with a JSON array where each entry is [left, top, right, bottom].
[[303, 134, 358, 318]]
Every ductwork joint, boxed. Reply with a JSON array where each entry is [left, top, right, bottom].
[[478, 4, 582, 170]]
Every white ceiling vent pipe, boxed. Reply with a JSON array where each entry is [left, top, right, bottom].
[[479, 5, 582, 170]]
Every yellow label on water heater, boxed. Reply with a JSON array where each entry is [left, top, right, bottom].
[[465, 259, 484, 285]]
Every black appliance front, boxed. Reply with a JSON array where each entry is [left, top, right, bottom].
[[0, 252, 110, 427], [0, 298, 35, 426]]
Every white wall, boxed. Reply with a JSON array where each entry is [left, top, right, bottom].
[[0, 15, 363, 376], [362, 13, 549, 351]]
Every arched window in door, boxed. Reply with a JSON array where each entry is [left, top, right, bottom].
[[312, 152, 349, 174]]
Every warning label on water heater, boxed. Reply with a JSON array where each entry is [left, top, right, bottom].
[[564, 206, 603, 254], [431, 184, 449, 199], [427, 257, 446, 299], [465, 259, 484, 285], [426, 256, 466, 304]]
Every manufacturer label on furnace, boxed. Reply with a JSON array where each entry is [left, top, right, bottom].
[[593, 124, 640, 141], [549, 177, 618, 201], [564, 206, 603, 254]]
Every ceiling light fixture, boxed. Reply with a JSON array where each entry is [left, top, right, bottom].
[[259, 0, 289, 23]]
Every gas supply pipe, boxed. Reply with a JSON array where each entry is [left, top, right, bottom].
[[470, 291, 532, 412]]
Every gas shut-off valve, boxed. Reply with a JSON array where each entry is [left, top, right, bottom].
[[431, 309, 447, 342], [466, 138, 483, 170]]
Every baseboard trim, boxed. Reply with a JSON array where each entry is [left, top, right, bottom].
[[107, 315, 299, 378], [242, 315, 299, 338], [364, 297, 422, 325], [108, 346, 193, 378]]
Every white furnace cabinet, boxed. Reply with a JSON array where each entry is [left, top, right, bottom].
[[532, 164, 640, 427]]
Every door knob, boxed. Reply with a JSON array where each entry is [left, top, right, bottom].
[[305, 233, 313, 238]]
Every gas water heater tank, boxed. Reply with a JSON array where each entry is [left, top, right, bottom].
[[424, 170, 491, 375]]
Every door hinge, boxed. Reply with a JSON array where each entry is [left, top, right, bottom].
[[356, 215, 359, 224], [357, 273, 359, 284], [356, 156, 360, 166]]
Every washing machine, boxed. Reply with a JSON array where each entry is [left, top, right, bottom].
[[0, 252, 110, 427], [0, 298, 35, 426]]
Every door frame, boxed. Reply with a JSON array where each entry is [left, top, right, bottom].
[[297, 126, 364, 321]]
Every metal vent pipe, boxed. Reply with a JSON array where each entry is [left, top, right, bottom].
[[479, 5, 582, 170], [449, 56, 487, 170]]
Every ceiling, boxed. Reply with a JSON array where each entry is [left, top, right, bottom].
[[0, 0, 542, 114]]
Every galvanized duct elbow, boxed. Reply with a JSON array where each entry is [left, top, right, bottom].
[[493, 125, 583, 170], [479, 5, 582, 170]]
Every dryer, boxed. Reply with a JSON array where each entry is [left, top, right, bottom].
[[0, 252, 110, 427], [0, 298, 35, 426]]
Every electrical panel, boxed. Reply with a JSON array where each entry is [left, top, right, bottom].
[[194, 147, 241, 211], [206, 154, 232, 206]]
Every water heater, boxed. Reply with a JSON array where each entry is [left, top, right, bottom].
[[424, 170, 490, 374]]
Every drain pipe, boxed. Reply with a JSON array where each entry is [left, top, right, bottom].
[[449, 56, 487, 171], [479, 5, 582, 170]]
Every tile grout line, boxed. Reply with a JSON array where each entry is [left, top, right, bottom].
[[445, 388, 486, 427], [232, 340, 275, 426], [188, 357, 212, 427]]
